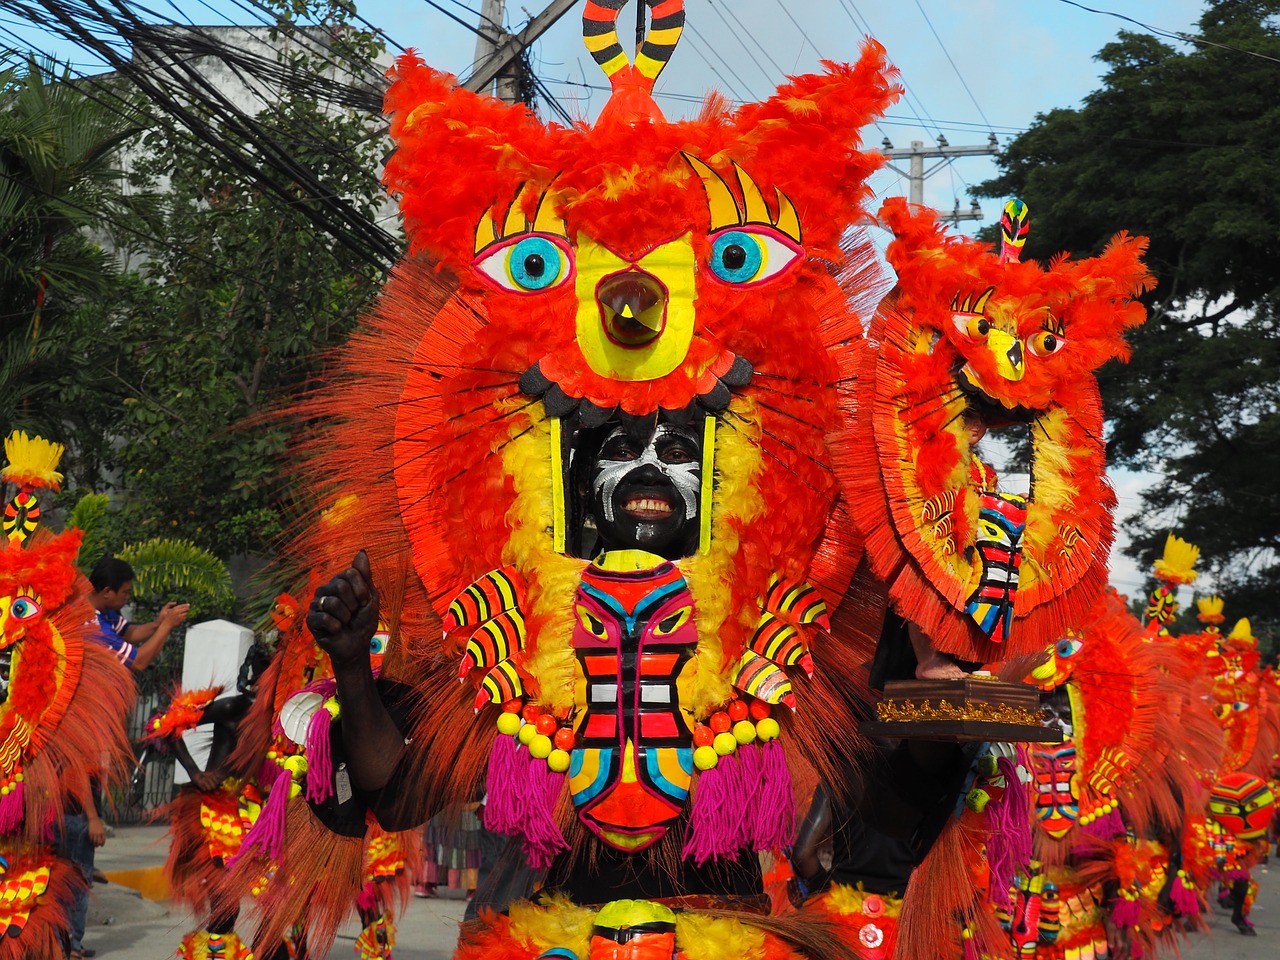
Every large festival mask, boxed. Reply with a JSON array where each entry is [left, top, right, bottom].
[[306, 0, 900, 875]]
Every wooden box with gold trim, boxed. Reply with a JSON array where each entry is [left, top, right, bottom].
[[859, 677, 1062, 743]]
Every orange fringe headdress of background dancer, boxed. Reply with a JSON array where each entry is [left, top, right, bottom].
[[836, 198, 1153, 662], [0, 433, 134, 957]]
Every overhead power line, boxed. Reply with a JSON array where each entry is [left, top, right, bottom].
[[5, 0, 401, 268], [1054, 0, 1280, 66], [911, 0, 993, 132]]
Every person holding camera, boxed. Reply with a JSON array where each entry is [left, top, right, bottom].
[[87, 556, 190, 671]]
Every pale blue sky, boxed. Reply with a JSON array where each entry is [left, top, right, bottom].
[[3, 0, 1210, 221]]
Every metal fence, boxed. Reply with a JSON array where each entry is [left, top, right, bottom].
[[107, 657, 182, 825]]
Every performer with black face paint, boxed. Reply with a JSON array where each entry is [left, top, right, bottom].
[[576, 418, 703, 561], [239, 13, 914, 959]]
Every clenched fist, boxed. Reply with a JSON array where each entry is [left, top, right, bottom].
[[307, 550, 380, 671]]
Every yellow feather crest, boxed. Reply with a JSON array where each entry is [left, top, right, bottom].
[[1152, 533, 1199, 585], [1227, 618, 1254, 644], [1195, 595, 1225, 624], [2, 431, 65, 491]]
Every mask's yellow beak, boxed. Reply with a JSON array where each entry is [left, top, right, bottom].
[[1030, 657, 1058, 682], [986, 328, 1025, 381]]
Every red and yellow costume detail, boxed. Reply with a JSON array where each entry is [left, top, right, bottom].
[[145, 687, 258, 960], [229, 556, 412, 958]]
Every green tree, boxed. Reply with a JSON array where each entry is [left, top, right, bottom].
[[0, 56, 143, 432], [974, 0, 1280, 638], [54, 10, 391, 562]]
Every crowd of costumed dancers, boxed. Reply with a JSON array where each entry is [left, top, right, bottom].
[[4, 3, 1278, 960]]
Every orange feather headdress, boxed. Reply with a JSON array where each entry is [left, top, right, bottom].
[[251, 6, 904, 951], [838, 199, 1153, 661]]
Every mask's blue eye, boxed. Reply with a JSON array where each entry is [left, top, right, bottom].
[[370, 632, 388, 656], [475, 235, 571, 293], [9, 597, 39, 621], [707, 228, 802, 285], [1056, 637, 1082, 658]]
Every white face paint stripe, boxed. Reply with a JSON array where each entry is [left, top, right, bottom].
[[591, 424, 701, 522]]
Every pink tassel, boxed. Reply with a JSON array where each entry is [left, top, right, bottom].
[[1111, 895, 1141, 927], [235, 765, 293, 863], [356, 881, 378, 914], [1170, 875, 1198, 916], [304, 707, 334, 804], [519, 759, 568, 870], [684, 758, 730, 865], [684, 752, 754, 864], [258, 759, 279, 787], [749, 741, 795, 850], [480, 735, 521, 835], [962, 930, 980, 960], [985, 756, 1033, 902], [0, 783, 24, 835]]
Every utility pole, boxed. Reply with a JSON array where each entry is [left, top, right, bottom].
[[472, 0, 517, 103], [465, 0, 578, 99], [881, 134, 1000, 222]]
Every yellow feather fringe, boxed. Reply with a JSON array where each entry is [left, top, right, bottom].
[[680, 395, 765, 718], [2, 431, 65, 490], [1021, 407, 1086, 591], [676, 912, 768, 960], [821, 881, 904, 917], [507, 894, 595, 958], [502, 413, 587, 712]]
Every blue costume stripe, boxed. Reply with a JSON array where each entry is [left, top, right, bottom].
[[570, 748, 614, 806], [643, 747, 692, 803]]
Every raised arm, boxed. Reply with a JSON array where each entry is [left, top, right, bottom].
[[306, 551, 407, 792], [124, 602, 190, 671]]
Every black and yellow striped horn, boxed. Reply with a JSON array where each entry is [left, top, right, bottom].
[[583, 1, 685, 108]]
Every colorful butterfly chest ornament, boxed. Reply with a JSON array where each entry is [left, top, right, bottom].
[[263, 2, 911, 957]]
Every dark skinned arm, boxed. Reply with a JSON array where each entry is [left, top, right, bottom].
[[791, 783, 834, 895], [169, 736, 219, 791], [306, 551, 406, 792]]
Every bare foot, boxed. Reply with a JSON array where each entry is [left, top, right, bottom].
[[915, 650, 968, 680], [907, 622, 969, 679]]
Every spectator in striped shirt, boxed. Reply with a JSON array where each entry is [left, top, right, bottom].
[[87, 556, 190, 671]]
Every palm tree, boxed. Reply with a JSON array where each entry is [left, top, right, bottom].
[[0, 55, 146, 428]]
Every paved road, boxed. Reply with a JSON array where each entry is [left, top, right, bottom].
[[86, 826, 1277, 959]]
